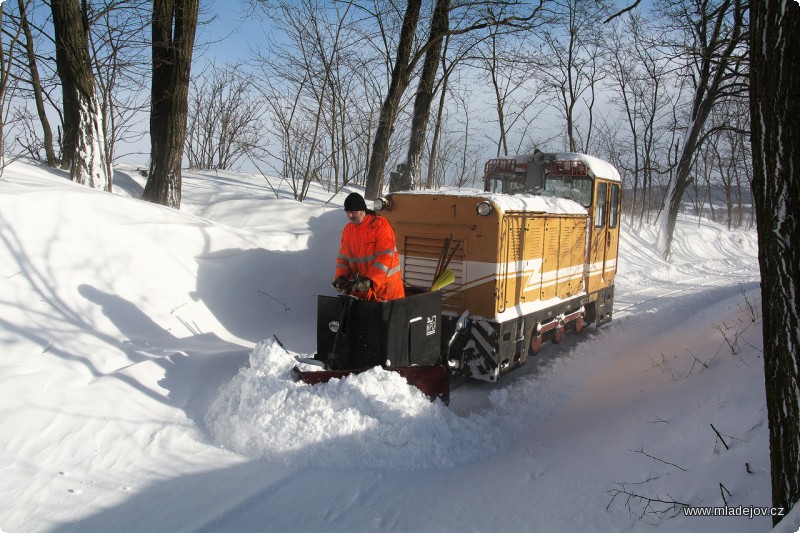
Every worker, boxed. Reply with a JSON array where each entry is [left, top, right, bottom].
[[332, 192, 405, 302]]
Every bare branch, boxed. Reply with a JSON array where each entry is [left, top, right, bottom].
[[604, 0, 641, 24]]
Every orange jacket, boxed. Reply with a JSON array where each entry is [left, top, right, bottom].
[[335, 214, 405, 301]]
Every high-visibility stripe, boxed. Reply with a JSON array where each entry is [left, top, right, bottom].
[[340, 248, 399, 264], [335, 214, 405, 301]]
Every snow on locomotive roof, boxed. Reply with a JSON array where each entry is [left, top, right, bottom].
[[542, 151, 621, 182], [394, 187, 588, 215], [496, 151, 621, 182], [484, 191, 588, 215], [386, 152, 619, 216]]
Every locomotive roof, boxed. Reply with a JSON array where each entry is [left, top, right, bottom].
[[557, 152, 621, 182], [521, 151, 622, 182], [388, 152, 619, 216], [391, 188, 588, 216]]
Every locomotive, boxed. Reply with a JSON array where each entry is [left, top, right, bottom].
[[294, 150, 622, 403]]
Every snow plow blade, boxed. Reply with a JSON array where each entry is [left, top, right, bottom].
[[292, 365, 450, 405]]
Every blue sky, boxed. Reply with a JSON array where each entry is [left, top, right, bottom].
[[197, 0, 270, 66]]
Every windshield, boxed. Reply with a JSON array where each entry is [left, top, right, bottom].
[[484, 176, 525, 195], [543, 175, 593, 206]]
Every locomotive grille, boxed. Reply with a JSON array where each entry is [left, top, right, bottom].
[[403, 236, 465, 312], [508, 227, 522, 261]]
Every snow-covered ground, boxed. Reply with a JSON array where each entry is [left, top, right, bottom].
[[0, 159, 796, 533]]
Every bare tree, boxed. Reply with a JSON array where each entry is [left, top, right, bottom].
[[253, 1, 545, 199], [750, 0, 800, 523], [51, 0, 110, 190], [632, 15, 681, 229], [185, 63, 264, 171], [478, 26, 545, 158], [539, 0, 611, 153], [1, 0, 64, 165], [397, 0, 449, 192], [0, 0, 26, 171], [143, 0, 199, 208], [654, 0, 748, 260], [15, 0, 57, 167], [279, 0, 351, 200], [708, 100, 752, 230], [425, 31, 456, 189], [363, 0, 422, 199], [442, 85, 480, 188], [252, 0, 365, 200], [689, 139, 713, 220], [603, 12, 675, 229], [362, 1, 545, 199], [85, 0, 150, 177], [604, 0, 641, 23], [403, 6, 492, 190]]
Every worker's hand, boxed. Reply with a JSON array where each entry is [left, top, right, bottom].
[[351, 278, 371, 293], [331, 277, 348, 293]]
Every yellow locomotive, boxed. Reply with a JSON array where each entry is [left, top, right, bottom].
[[296, 150, 621, 401], [376, 150, 622, 382]]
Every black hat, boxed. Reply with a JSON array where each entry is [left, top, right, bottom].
[[344, 192, 367, 212]]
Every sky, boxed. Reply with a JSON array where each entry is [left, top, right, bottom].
[[1, 158, 798, 532], [198, 1, 268, 64]]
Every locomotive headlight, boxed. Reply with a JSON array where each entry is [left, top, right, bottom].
[[476, 201, 493, 216], [373, 197, 389, 211]]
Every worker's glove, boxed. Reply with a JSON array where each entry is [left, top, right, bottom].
[[331, 277, 348, 293], [351, 278, 371, 293]]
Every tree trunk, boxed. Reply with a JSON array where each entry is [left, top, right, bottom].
[[426, 45, 451, 189], [363, 0, 422, 200], [656, 0, 746, 260], [19, 0, 57, 168], [0, 7, 5, 168], [658, 118, 704, 258], [401, 0, 449, 191], [143, 0, 199, 208], [750, 0, 800, 524], [51, 0, 110, 190]]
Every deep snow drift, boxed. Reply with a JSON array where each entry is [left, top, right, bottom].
[[0, 159, 797, 533]]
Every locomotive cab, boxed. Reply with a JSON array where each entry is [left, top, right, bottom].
[[378, 150, 622, 383], [484, 151, 595, 206], [298, 151, 621, 398]]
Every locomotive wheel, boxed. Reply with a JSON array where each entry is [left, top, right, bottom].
[[574, 316, 584, 334], [552, 325, 564, 344], [530, 333, 543, 354]]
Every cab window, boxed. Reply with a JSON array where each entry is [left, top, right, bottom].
[[543, 175, 593, 206], [594, 183, 607, 228], [485, 176, 524, 194], [609, 184, 620, 229]]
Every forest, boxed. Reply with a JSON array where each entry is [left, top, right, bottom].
[[2, 1, 750, 232], [0, 0, 797, 523]]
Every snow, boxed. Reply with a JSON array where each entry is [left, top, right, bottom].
[[550, 151, 623, 182], [397, 187, 588, 215], [0, 159, 797, 533]]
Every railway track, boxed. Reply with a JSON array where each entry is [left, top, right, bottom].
[[448, 262, 760, 413], [614, 264, 759, 319]]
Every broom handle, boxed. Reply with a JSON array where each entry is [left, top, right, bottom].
[[440, 240, 462, 274], [433, 234, 452, 283]]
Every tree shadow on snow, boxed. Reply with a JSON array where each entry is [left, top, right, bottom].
[[70, 207, 343, 432], [189, 207, 342, 354], [77, 284, 251, 428], [51, 446, 449, 533]]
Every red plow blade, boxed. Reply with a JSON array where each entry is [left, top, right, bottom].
[[292, 365, 450, 405]]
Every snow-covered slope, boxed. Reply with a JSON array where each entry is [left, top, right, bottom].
[[0, 159, 793, 533]]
